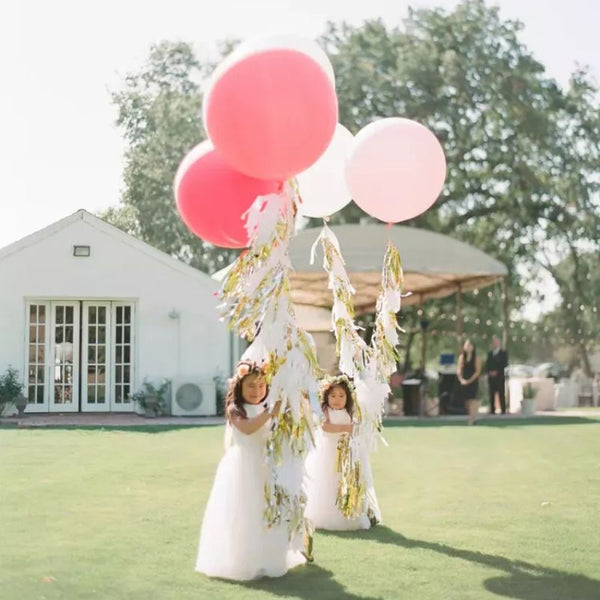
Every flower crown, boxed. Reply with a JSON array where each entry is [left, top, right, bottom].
[[320, 374, 357, 399], [233, 360, 267, 382]]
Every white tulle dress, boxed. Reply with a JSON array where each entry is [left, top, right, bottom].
[[305, 408, 381, 530], [196, 403, 306, 580]]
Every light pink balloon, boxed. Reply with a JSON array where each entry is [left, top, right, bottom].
[[204, 48, 338, 181], [345, 118, 446, 223]]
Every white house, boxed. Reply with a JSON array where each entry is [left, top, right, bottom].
[[0, 210, 231, 416]]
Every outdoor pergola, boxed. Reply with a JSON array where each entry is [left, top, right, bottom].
[[289, 224, 509, 367], [216, 223, 509, 368]]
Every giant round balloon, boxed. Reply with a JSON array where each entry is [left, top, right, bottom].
[[174, 141, 280, 248], [297, 123, 354, 218], [345, 118, 446, 223], [203, 37, 338, 181]]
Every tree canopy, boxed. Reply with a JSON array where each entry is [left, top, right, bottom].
[[104, 0, 599, 372]]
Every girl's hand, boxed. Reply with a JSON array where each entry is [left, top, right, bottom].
[[270, 400, 282, 416]]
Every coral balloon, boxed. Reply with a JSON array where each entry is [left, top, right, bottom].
[[345, 118, 446, 223], [174, 141, 280, 248], [203, 41, 338, 180], [297, 123, 354, 218], [227, 34, 335, 84]]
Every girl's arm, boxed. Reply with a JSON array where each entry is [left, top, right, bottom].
[[230, 401, 281, 435], [322, 420, 353, 434]]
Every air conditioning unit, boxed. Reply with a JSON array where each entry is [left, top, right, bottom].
[[171, 378, 216, 416]]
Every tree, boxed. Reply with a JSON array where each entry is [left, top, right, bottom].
[[103, 41, 238, 273], [103, 2, 599, 370], [319, 0, 599, 370]]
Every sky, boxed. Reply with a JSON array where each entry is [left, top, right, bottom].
[[1, 0, 598, 317]]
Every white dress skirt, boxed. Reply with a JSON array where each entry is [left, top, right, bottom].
[[196, 403, 306, 580], [305, 408, 381, 530]]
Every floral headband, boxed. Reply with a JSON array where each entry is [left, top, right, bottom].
[[234, 360, 267, 381], [320, 374, 356, 397]]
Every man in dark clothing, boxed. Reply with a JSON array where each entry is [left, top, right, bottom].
[[486, 335, 508, 414]]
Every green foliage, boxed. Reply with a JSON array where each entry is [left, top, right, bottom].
[[320, 1, 599, 369], [0, 366, 24, 409], [104, 41, 239, 274], [131, 378, 171, 415]]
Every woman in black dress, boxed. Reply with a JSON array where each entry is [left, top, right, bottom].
[[457, 339, 482, 425]]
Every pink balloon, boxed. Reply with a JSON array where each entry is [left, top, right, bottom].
[[345, 118, 446, 223], [174, 141, 280, 248], [204, 49, 338, 180]]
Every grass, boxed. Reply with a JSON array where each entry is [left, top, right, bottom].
[[1, 416, 599, 600]]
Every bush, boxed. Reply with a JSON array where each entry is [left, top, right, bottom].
[[0, 366, 24, 413], [131, 379, 170, 415]]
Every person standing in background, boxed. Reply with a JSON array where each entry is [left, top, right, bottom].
[[486, 335, 509, 414], [458, 340, 482, 425]]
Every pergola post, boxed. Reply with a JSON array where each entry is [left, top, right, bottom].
[[419, 295, 426, 372], [456, 283, 464, 353], [501, 276, 510, 352]]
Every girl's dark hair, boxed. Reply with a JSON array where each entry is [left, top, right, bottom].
[[321, 379, 354, 417], [225, 361, 268, 422]]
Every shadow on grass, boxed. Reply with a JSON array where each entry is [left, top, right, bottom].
[[322, 526, 600, 600], [382, 416, 600, 428], [223, 563, 383, 600]]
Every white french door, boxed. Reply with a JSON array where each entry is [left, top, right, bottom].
[[25, 300, 135, 412], [25, 301, 80, 413], [49, 302, 80, 413], [111, 303, 134, 411], [82, 302, 111, 412]]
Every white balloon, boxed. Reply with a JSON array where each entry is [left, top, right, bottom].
[[203, 35, 335, 131], [297, 124, 354, 218]]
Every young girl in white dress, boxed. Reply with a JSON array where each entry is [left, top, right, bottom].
[[195, 360, 307, 580], [305, 376, 381, 530]]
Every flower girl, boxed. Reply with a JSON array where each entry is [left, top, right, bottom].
[[196, 360, 307, 580], [305, 375, 380, 530]]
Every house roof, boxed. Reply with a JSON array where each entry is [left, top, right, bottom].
[[0, 209, 216, 286], [215, 223, 507, 314]]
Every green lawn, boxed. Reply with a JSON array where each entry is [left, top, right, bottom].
[[1, 417, 599, 600]]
